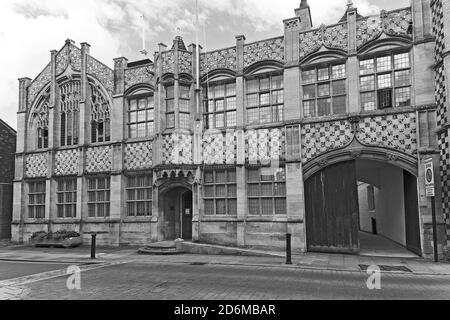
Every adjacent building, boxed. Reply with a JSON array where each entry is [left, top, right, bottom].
[[11, 0, 450, 260], [0, 119, 16, 239]]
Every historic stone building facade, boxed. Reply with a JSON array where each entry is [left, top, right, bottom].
[[11, 0, 450, 260]]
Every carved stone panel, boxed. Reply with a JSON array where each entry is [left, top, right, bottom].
[[25, 153, 48, 178], [200, 48, 237, 75], [54, 149, 78, 176], [162, 134, 193, 165], [243, 37, 284, 68], [125, 142, 153, 170], [301, 120, 353, 164], [355, 113, 417, 155], [85, 146, 112, 173], [203, 131, 237, 165], [124, 66, 154, 91]]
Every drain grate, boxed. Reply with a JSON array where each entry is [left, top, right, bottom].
[[359, 264, 412, 273]]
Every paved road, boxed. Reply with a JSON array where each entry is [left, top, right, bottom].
[[10, 261, 450, 300], [0, 261, 72, 281]]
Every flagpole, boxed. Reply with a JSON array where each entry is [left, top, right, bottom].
[[195, 0, 200, 115]]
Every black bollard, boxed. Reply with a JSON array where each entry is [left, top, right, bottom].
[[91, 234, 97, 259], [286, 233, 292, 265]]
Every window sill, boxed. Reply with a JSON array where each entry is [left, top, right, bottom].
[[122, 216, 153, 223]]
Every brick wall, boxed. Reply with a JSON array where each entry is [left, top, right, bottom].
[[0, 120, 16, 239]]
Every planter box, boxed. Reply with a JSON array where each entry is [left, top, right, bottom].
[[31, 236, 83, 248]]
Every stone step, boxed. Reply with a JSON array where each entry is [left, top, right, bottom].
[[138, 241, 184, 255]]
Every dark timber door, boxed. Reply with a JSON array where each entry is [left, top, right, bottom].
[[404, 171, 421, 255], [181, 191, 193, 240], [305, 161, 360, 253]]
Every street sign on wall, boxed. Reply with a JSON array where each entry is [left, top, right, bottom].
[[424, 158, 435, 198]]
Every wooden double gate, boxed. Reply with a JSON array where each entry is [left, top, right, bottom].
[[304, 160, 421, 255]]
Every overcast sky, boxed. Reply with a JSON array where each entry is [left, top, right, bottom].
[[0, 0, 409, 130]]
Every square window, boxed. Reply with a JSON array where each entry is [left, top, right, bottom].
[[395, 70, 411, 87], [318, 83, 330, 97], [247, 94, 259, 108], [377, 74, 392, 89], [332, 80, 346, 95], [317, 98, 331, 116], [271, 76, 283, 89], [360, 59, 374, 75], [260, 107, 272, 123], [360, 76, 375, 91], [394, 53, 410, 69], [247, 79, 259, 93], [260, 78, 270, 91], [332, 64, 346, 79], [395, 87, 411, 107], [361, 92, 376, 111], [332, 96, 346, 114], [302, 69, 316, 84], [303, 85, 316, 99], [303, 100, 316, 118], [377, 56, 392, 72], [318, 67, 329, 81], [247, 108, 259, 124]]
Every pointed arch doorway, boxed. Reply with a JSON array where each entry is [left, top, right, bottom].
[[160, 186, 193, 241]]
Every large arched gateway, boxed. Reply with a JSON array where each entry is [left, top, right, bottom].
[[305, 157, 421, 257]]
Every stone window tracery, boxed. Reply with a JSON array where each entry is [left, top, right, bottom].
[[60, 81, 80, 146], [90, 84, 110, 143], [33, 96, 50, 149]]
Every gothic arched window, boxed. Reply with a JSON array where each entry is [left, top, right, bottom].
[[33, 96, 50, 149], [90, 84, 110, 143], [60, 81, 80, 146]]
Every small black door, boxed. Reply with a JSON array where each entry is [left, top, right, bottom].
[[305, 161, 360, 253], [181, 191, 193, 240], [404, 171, 422, 255]]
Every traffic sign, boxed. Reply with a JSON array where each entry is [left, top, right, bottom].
[[424, 158, 435, 197]]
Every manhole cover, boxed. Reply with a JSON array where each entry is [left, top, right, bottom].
[[359, 264, 412, 273]]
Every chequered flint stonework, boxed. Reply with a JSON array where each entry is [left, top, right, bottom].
[[54, 149, 78, 176], [245, 128, 286, 165], [356, 113, 417, 155], [85, 146, 112, 173], [125, 142, 153, 170], [243, 37, 284, 68], [435, 60, 448, 128], [301, 120, 353, 164], [432, 0, 446, 64], [162, 134, 193, 165], [203, 131, 237, 165], [25, 153, 48, 178], [439, 130, 450, 242]]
